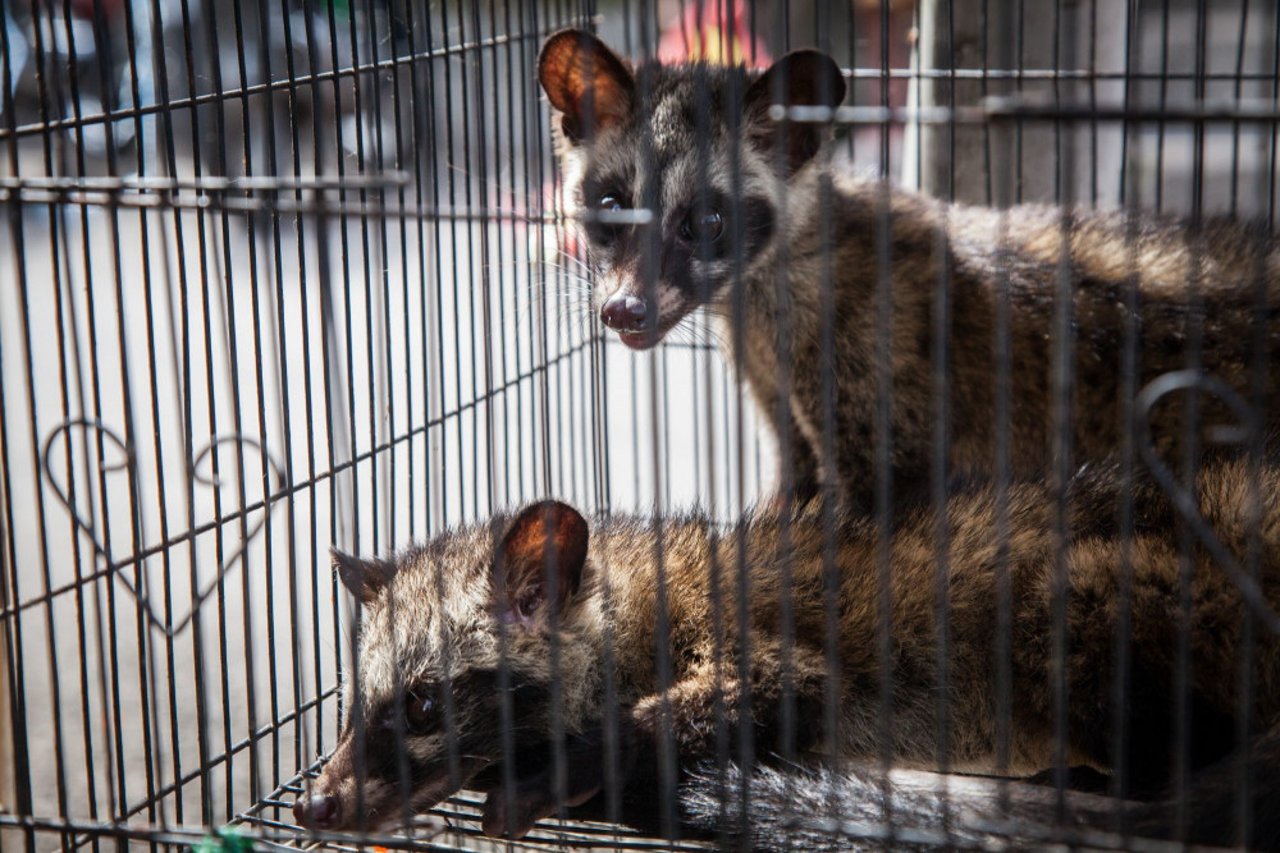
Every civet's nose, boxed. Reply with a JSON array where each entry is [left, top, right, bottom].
[[600, 294, 648, 332], [294, 793, 341, 829]]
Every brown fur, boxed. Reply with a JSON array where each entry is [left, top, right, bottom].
[[299, 457, 1280, 845], [781, 186, 1280, 512], [539, 29, 1280, 512]]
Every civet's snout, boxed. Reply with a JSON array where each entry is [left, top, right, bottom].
[[293, 792, 341, 830], [599, 293, 648, 332]]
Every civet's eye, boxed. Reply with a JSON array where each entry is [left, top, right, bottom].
[[680, 209, 724, 244], [597, 194, 624, 213], [514, 583, 543, 621], [405, 689, 438, 732]]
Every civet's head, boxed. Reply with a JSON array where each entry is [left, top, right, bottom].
[[538, 28, 845, 349], [294, 501, 599, 834]]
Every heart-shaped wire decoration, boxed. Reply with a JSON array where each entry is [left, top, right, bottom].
[[41, 418, 287, 638], [1134, 369, 1280, 636]]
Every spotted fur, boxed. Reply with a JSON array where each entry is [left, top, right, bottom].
[[539, 28, 1280, 512]]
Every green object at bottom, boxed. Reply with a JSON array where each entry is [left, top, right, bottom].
[[191, 826, 255, 853]]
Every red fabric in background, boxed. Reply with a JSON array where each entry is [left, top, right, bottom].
[[657, 0, 771, 68]]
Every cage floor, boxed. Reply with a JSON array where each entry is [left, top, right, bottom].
[[233, 760, 712, 852], [226, 760, 1220, 853], [0, 763, 1216, 852]]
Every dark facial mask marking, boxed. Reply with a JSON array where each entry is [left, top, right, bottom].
[[351, 670, 554, 789]]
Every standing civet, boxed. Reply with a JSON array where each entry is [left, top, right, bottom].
[[537, 28, 1280, 510], [295, 457, 1280, 848]]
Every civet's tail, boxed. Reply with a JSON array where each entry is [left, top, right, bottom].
[[682, 752, 1280, 852]]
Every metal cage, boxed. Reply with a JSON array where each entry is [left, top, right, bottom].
[[1, 0, 1277, 850]]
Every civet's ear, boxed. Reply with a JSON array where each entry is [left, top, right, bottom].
[[538, 28, 635, 143], [332, 548, 400, 604], [493, 500, 590, 626], [744, 49, 846, 174]]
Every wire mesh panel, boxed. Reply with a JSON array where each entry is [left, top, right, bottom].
[[2, 1, 1279, 851], [0, 0, 623, 848]]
